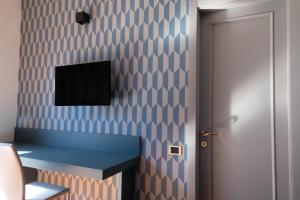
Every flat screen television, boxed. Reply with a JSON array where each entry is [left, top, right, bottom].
[[55, 61, 111, 106]]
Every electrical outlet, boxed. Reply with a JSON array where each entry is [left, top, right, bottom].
[[168, 145, 183, 156]]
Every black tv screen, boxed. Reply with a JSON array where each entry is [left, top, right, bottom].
[[55, 61, 111, 106]]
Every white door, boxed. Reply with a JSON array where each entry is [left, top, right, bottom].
[[198, 1, 289, 200]]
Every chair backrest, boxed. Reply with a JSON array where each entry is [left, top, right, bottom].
[[0, 143, 25, 200]]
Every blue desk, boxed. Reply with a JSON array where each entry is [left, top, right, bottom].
[[16, 143, 139, 180], [14, 128, 141, 200]]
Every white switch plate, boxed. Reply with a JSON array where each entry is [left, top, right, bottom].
[[168, 145, 183, 156]]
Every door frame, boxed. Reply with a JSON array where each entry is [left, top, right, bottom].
[[187, 1, 200, 200], [187, 1, 292, 200]]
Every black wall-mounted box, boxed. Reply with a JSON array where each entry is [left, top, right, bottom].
[[76, 11, 90, 25]]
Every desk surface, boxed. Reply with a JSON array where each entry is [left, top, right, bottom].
[[14, 128, 141, 180], [16, 143, 139, 180]]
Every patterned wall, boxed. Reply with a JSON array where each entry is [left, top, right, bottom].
[[17, 0, 189, 199], [38, 170, 119, 200]]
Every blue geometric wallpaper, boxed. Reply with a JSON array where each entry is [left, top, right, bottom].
[[17, 0, 189, 199]]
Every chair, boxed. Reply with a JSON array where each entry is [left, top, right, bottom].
[[0, 143, 70, 200]]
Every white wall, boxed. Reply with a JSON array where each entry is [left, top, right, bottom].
[[198, 0, 272, 9], [289, 0, 300, 199], [0, 0, 21, 142]]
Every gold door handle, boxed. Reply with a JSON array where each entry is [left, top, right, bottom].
[[202, 130, 219, 137]]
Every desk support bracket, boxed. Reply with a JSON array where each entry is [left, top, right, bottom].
[[121, 166, 136, 200]]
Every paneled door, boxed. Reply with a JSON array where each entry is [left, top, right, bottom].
[[198, 1, 289, 200]]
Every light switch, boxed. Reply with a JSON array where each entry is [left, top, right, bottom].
[[168, 145, 183, 156]]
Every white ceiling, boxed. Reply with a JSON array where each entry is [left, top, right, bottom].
[[198, 0, 271, 9]]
